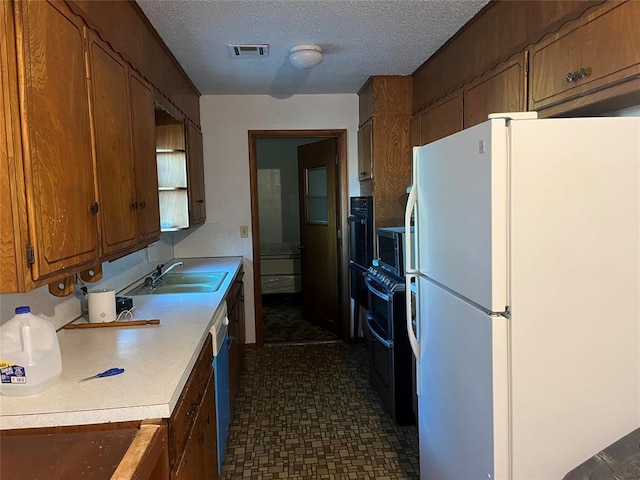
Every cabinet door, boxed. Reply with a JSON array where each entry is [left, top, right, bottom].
[[529, 1, 640, 111], [173, 374, 217, 480], [464, 52, 528, 128], [186, 122, 206, 225], [15, 0, 99, 280], [88, 33, 137, 256], [172, 423, 203, 480], [200, 374, 218, 479], [357, 120, 373, 181], [130, 71, 160, 242], [0, 1, 27, 293], [420, 90, 463, 145], [410, 114, 421, 148], [227, 270, 244, 421]]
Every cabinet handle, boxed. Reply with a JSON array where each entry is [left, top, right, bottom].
[[139, 200, 146, 209], [90, 202, 99, 215], [566, 67, 590, 83], [197, 199, 204, 203], [130, 201, 138, 210]]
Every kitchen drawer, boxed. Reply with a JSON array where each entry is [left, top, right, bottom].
[[167, 335, 213, 469]]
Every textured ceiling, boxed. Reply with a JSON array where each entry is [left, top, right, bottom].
[[136, 0, 490, 97]]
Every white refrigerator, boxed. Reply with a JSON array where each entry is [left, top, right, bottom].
[[404, 113, 640, 479]]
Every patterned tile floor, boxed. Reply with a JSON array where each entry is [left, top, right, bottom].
[[262, 293, 338, 344], [221, 343, 420, 479]]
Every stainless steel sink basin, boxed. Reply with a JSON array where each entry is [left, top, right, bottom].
[[124, 271, 228, 295], [161, 273, 227, 286]]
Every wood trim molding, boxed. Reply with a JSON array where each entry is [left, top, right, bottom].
[[248, 129, 350, 346]]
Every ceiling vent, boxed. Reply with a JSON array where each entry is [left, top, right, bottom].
[[228, 44, 269, 57]]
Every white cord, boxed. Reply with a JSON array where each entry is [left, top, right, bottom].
[[115, 307, 137, 322]]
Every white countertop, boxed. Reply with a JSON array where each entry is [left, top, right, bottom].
[[0, 257, 243, 430]]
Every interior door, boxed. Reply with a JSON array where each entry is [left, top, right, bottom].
[[298, 138, 340, 335]]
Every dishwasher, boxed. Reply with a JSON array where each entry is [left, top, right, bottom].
[[210, 302, 230, 474]]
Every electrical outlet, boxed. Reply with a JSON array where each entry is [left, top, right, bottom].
[[240, 226, 249, 238]]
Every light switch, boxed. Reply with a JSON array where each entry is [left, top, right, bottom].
[[240, 226, 249, 238]]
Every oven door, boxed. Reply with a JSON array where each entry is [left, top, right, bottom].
[[364, 314, 395, 417], [349, 263, 368, 307], [348, 215, 373, 268], [365, 276, 393, 338]]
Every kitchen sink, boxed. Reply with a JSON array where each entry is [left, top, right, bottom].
[[161, 273, 227, 286], [124, 271, 228, 295]]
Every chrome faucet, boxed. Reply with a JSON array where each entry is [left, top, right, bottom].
[[144, 261, 184, 288]]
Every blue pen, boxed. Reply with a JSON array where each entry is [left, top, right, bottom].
[[79, 367, 125, 382]]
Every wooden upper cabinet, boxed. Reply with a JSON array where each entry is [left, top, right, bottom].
[[420, 90, 463, 146], [357, 120, 373, 181], [130, 72, 161, 242], [88, 32, 138, 256], [464, 52, 528, 128], [410, 114, 421, 148], [14, 0, 99, 280], [357, 76, 411, 227], [529, 1, 640, 112], [359, 76, 412, 124], [186, 122, 206, 226], [0, 1, 27, 293]]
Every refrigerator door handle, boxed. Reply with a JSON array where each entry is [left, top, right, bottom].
[[405, 272, 420, 360], [405, 148, 419, 275], [405, 147, 420, 361]]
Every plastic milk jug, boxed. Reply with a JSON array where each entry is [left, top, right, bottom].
[[0, 306, 62, 396]]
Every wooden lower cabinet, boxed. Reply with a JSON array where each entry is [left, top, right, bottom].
[[168, 335, 218, 480], [0, 420, 169, 480], [227, 266, 245, 420], [172, 375, 217, 480], [0, 339, 219, 480]]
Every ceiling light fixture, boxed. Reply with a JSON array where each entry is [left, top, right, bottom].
[[288, 44, 323, 69]]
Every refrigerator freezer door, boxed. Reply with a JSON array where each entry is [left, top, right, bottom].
[[415, 119, 508, 313], [417, 277, 509, 480]]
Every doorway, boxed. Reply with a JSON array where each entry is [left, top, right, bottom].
[[249, 130, 349, 347]]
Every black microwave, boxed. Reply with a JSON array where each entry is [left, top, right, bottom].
[[375, 226, 413, 278]]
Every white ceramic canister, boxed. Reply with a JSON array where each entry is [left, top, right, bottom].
[[0, 306, 62, 396]]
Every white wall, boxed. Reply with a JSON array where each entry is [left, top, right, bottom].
[[257, 137, 322, 246], [173, 94, 360, 344], [0, 237, 174, 330]]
